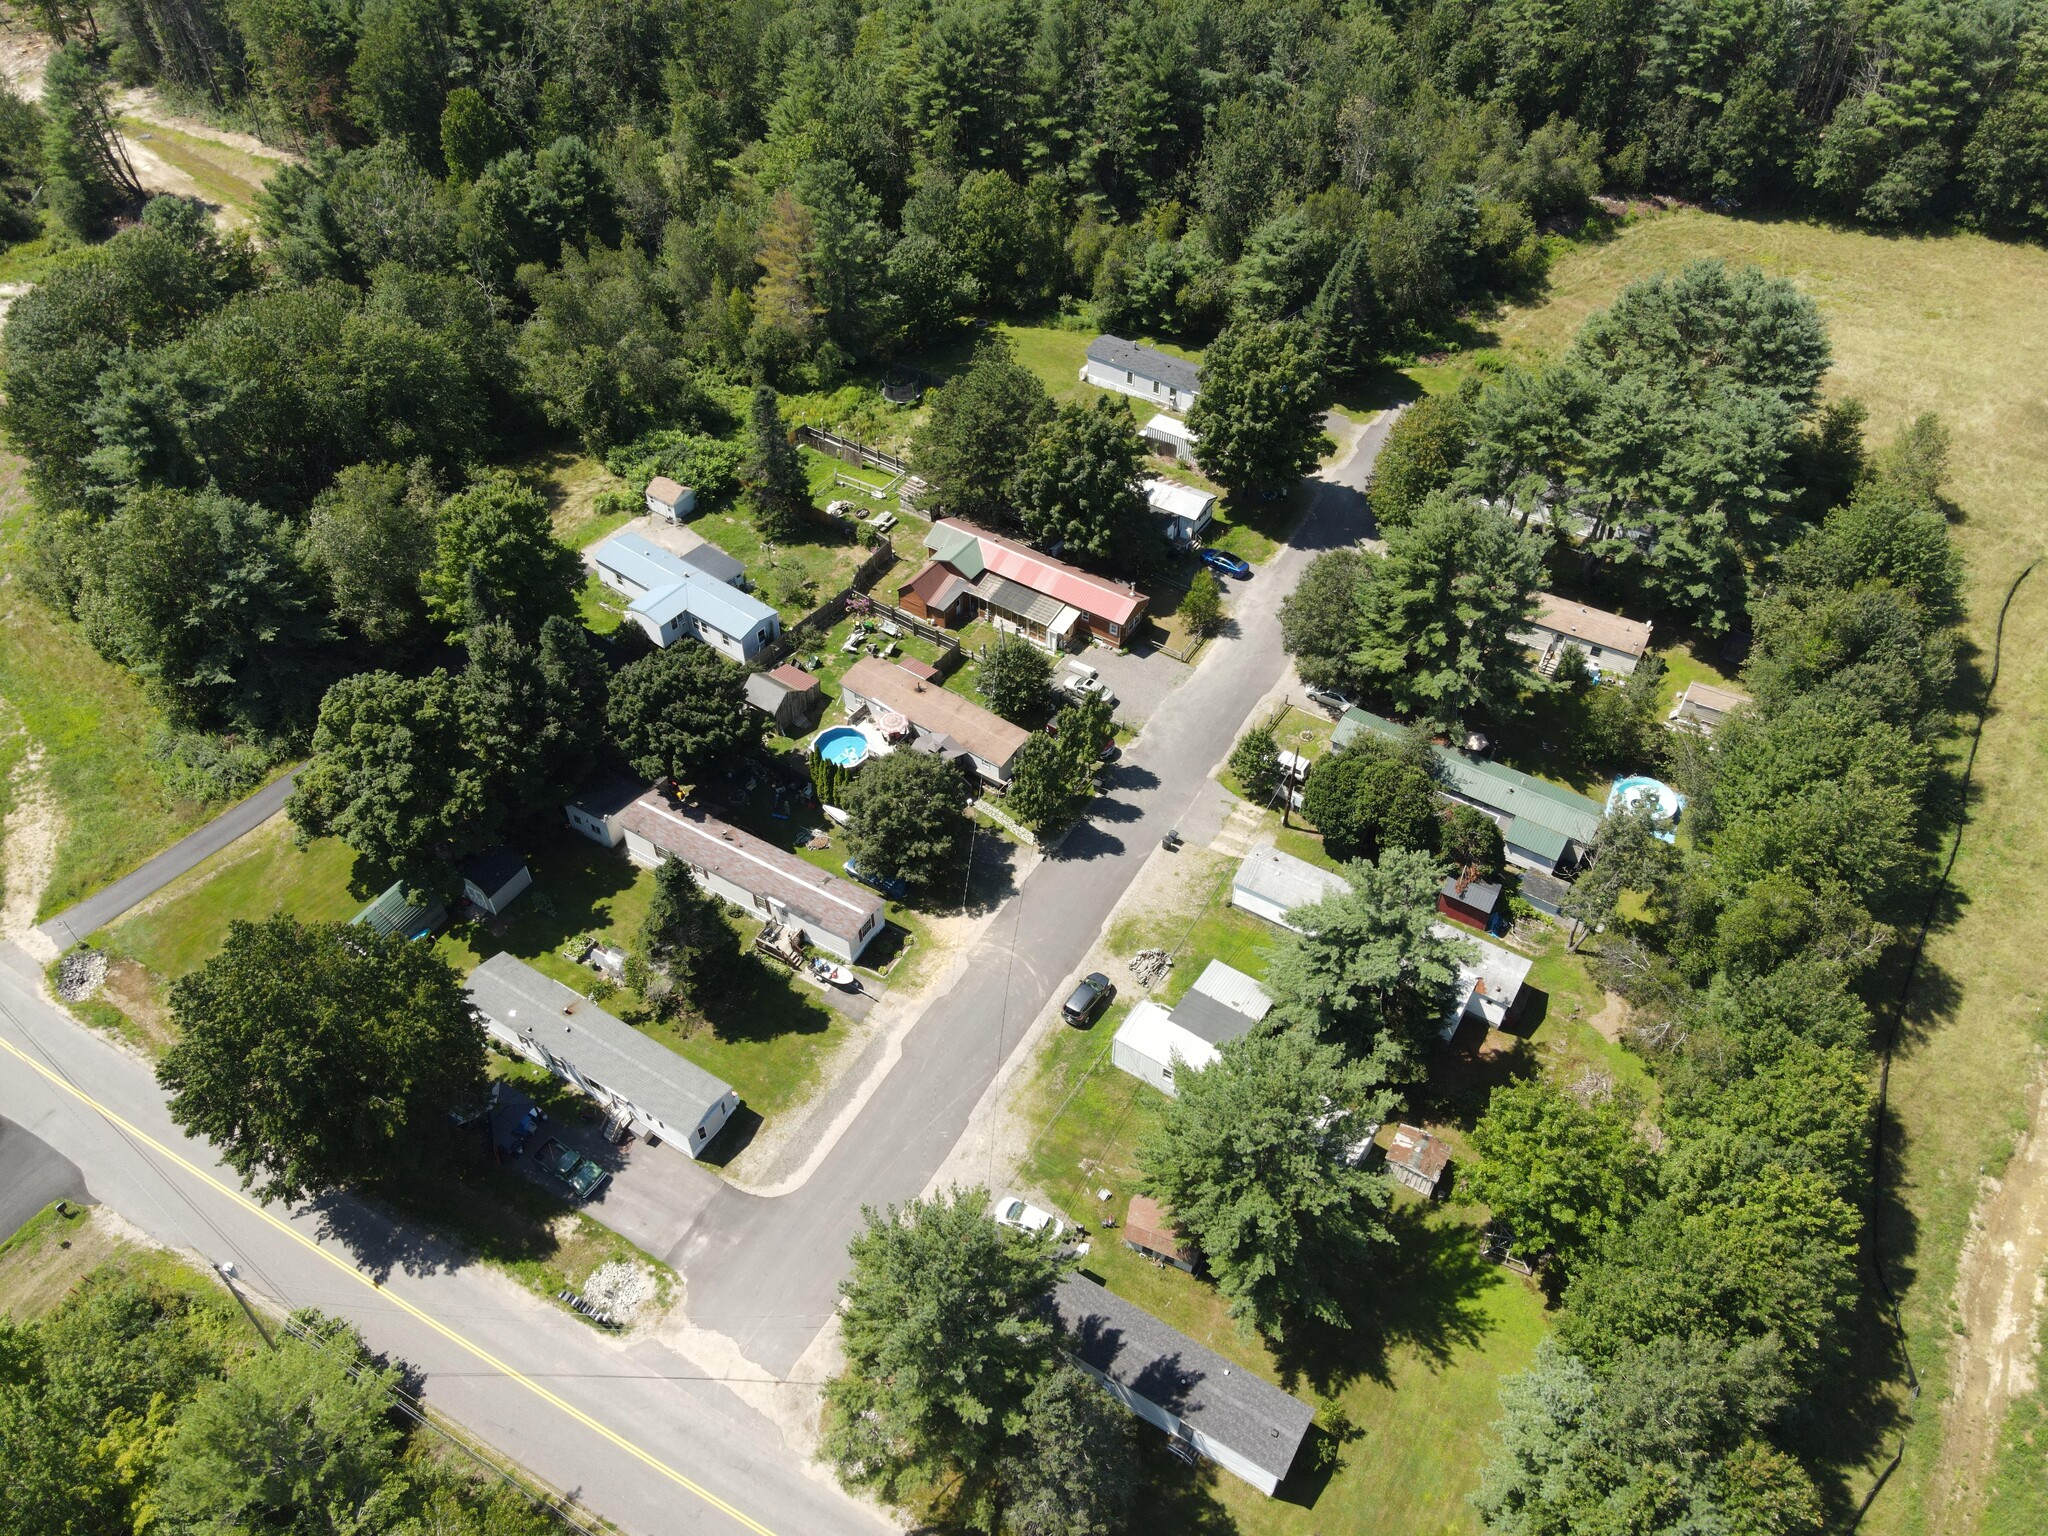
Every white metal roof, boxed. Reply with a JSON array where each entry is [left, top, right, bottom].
[[1115, 1000, 1220, 1074], [1189, 959, 1272, 1021], [1142, 413, 1197, 445], [1144, 477, 1217, 520]]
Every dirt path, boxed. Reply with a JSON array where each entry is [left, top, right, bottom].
[[1, 736, 63, 962], [1926, 1068, 2048, 1532], [1, 29, 294, 229]]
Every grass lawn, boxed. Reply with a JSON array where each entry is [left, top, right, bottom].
[[94, 819, 367, 975], [527, 446, 633, 550], [1017, 990, 1549, 1532], [0, 231, 74, 287], [119, 117, 280, 222], [1981, 1308, 2048, 1536], [1479, 207, 2048, 1531], [0, 1201, 263, 1337], [0, 455, 223, 919], [688, 504, 882, 620]]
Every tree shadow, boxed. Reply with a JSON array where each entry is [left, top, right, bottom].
[[1268, 1204, 1510, 1397], [1294, 481, 1371, 552], [1049, 822, 1126, 862]]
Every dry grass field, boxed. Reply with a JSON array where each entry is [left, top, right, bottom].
[[1486, 209, 2048, 1536]]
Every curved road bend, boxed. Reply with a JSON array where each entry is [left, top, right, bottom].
[[0, 950, 890, 1536], [675, 413, 1393, 1377]]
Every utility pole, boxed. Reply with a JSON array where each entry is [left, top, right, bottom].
[[216, 1260, 274, 1348]]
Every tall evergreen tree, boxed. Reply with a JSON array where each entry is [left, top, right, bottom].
[[40, 44, 141, 235], [741, 385, 813, 542]]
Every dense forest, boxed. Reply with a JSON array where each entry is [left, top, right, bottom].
[[3, 0, 2044, 775]]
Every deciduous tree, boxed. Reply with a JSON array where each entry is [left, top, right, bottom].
[[301, 461, 438, 650], [1009, 398, 1151, 569], [846, 748, 973, 889], [1367, 386, 1474, 531], [1468, 1078, 1651, 1272], [1228, 724, 1282, 805], [1188, 319, 1331, 494], [914, 334, 1055, 525], [158, 917, 486, 1203], [605, 641, 760, 784], [423, 475, 580, 640], [977, 633, 1052, 721], [1298, 735, 1440, 860], [823, 1188, 1068, 1518], [289, 669, 484, 874], [1139, 1025, 1392, 1338], [1278, 547, 1371, 692]]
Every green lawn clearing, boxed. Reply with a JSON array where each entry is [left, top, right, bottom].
[[119, 117, 280, 223], [1481, 206, 2048, 1533], [528, 447, 634, 550], [687, 504, 882, 620], [0, 455, 222, 920], [94, 820, 367, 978]]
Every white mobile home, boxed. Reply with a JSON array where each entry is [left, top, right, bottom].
[[1112, 962, 1273, 1097], [591, 532, 780, 661], [1144, 477, 1217, 544], [1516, 592, 1654, 679], [466, 953, 738, 1157], [1053, 1274, 1314, 1496], [1080, 335, 1201, 412], [1230, 846, 1348, 931], [616, 787, 886, 964]]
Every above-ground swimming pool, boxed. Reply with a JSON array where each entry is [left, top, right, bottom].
[[815, 726, 870, 769], [1607, 775, 1685, 842]]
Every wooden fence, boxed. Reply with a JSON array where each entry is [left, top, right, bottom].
[[795, 425, 910, 475]]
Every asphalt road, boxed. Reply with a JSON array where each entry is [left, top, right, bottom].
[[0, 1114, 88, 1241], [0, 946, 890, 1536], [37, 769, 302, 951], [674, 414, 1393, 1376]]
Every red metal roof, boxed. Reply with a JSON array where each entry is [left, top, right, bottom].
[[767, 663, 820, 692], [930, 520, 1145, 628]]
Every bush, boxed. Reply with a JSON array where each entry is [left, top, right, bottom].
[[148, 728, 276, 803], [602, 430, 747, 505], [1179, 574, 1224, 638]]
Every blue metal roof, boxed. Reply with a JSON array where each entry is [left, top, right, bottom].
[[594, 533, 778, 641]]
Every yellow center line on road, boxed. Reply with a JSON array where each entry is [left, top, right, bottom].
[[0, 1032, 780, 1536]]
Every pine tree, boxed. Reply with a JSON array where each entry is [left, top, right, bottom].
[[741, 386, 813, 542], [40, 44, 142, 236]]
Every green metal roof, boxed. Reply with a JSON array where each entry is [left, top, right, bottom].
[[925, 524, 985, 579], [1329, 709, 1604, 848], [1505, 818, 1570, 862], [352, 881, 446, 939]]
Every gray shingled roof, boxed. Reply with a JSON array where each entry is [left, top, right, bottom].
[[1086, 334, 1202, 395], [466, 952, 735, 1130], [1053, 1274, 1313, 1486]]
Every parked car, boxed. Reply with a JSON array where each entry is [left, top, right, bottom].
[[1305, 686, 1354, 716], [1056, 671, 1118, 706], [536, 1138, 608, 1199], [843, 857, 909, 900], [1062, 971, 1115, 1025], [1201, 549, 1252, 579], [993, 1195, 1068, 1237]]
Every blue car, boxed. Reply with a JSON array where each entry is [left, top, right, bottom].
[[1200, 549, 1251, 579], [843, 858, 909, 900]]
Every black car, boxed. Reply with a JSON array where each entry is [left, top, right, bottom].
[[1062, 972, 1115, 1026]]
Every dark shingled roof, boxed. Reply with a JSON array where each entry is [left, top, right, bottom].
[[461, 845, 528, 894], [679, 541, 745, 586], [1167, 989, 1261, 1049], [1086, 334, 1202, 396], [1052, 1274, 1314, 1486]]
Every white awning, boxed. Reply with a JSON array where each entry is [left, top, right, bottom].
[[1049, 605, 1082, 637]]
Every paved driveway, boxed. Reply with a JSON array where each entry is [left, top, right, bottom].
[[670, 413, 1393, 1377], [0, 1115, 88, 1241]]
